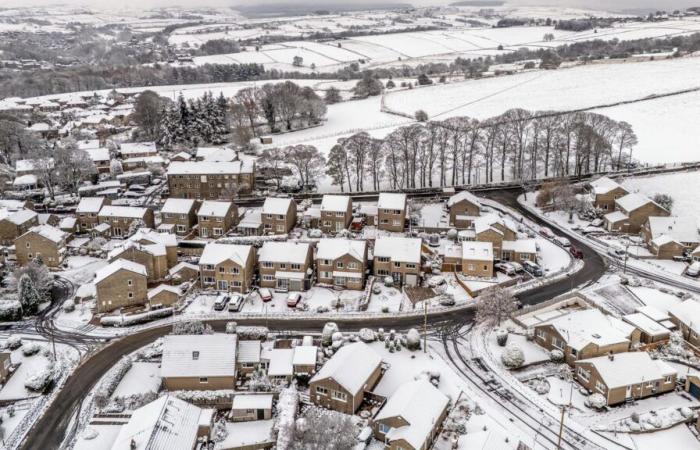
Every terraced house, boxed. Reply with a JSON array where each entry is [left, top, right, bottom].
[[159, 198, 199, 236], [258, 241, 313, 291], [167, 160, 255, 199], [97, 205, 155, 238], [199, 243, 255, 293], [197, 200, 238, 238], [261, 197, 297, 234], [319, 195, 352, 233], [373, 237, 422, 287], [316, 238, 367, 290]]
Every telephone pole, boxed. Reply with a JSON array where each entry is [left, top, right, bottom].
[[423, 299, 428, 353]]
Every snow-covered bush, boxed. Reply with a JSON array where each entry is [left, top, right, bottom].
[[0, 301, 23, 321], [358, 328, 376, 343], [21, 342, 41, 356], [446, 228, 458, 241], [225, 321, 237, 334], [501, 345, 525, 369], [236, 326, 269, 340], [495, 329, 508, 347], [630, 412, 640, 423], [585, 393, 606, 409], [249, 369, 274, 392], [321, 322, 339, 346], [171, 320, 213, 335], [528, 378, 550, 395], [308, 229, 322, 238], [377, 328, 385, 341], [275, 387, 299, 450], [381, 305, 389, 313], [406, 328, 421, 351], [25, 368, 52, 391], [383, 276, 393, 287], [62, 299, 75, 312], [6, 335, 22, 350], [291, 406, 357, 450], [212, 418, 229, 442], [93, 357, 133, 410], [549, 349, 564, 362], [101, 308, 173, 326]]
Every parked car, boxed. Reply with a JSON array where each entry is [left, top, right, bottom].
[[228, 294, 244, 312], [507, 261, 524, 273], [439, 296, 456, 306], [591, 218, 604, 227], [495, 262, 515, 275], [213, 293, 230, 311], [554, 237, 571, 247], [607, 248, 626, 258], [286, 292, 302, 307], [350, 217, 365, 231], [569, 245, 584, 259], [522, 261, 543, 277], [428, 234, 440, 247], [258, 288, 273, 302], [539, 227, 554, 238], [687, 261, 700, 277]]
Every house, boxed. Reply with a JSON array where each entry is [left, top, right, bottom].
[[84, 148, 111, 173], [199, 243, 255, 293], [641, 216, 699, 258], [377, 193, 407, 232], [110, 394, 212, 450], [160, 334, 237, 390], [118, 142, 157, 158], [15, 225, 68, 267], [130, 229, 178, 266], [0, 209, 39, 245], [195, 147, 237, 162], [108, 240, 169, 282], [12, 174, 38, 191], [316, 238, 367, 290], [372, 379, 449, 450], [359, 205, 378, 226], [97, 206, 155, 238], [76, 197, 109, 232], [604, 193, 669, 233], [58, 217, 77, 234], [258, 241, 313, 291], [309, 342, 382, 414], [473, 214, 518, 257], [461, 241, 493, 277], [261, 198, 296, 234], [574, 352, 677, 406], [160, 198, 198, 236], [533, 308, 636, 366], [320, 195, 352, 233], [171, 151, 192, 162], [373, 237, 422, 287], [169, 262, 200, 285], [622, 313, 670, 344], [236, 340, 262, 377], [292, 345, 318, 376], [692, 246, 700, 262], [668, 300, 700, 347], [94, 259, 148, 313], [266, 348, 294, 382], [236, 210, 263, 236], [0, 352, 12, 383], [501, 239, 538, 263], [447, 191, 481, 228], [197, 201, 238, 238], [589, 177, 628, 211], [147, 284, 181, 307], [231, 394, 273, 422], [167, 161, 255, 198], [122, 155, 165, 171]]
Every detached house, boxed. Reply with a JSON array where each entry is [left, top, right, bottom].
[[0, 209, 38, 245], [373, 237, 422, 287], [94, 259, 148, 313], [473, 214, 518, 257], [589, 177, 628, 211], [575, 352, 677, 406], [76, 197, 109, 232], [197, 200, 238, 238], [108, 240, 169, 282], [641, 216, 699, 259], [15, 225, 68, 267], [604, 193, 669, 233], [160, 334, 237, 391], [199, 243, 255, 293], [378, 193, 407, 232], [309, 342, 382, 414], [461, 241, 494, 277], [668, 300, 700, 347], [320, 195, 352, 233], [316, 238, 368, 290], [261, 198, 296, 234], [447, 191, 481, 228], [160, 198, 198, 236], [258, 241, 313, 291], [98, 206, 155, 238]]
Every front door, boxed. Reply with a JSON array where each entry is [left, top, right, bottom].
[[277, 278, 288, 290], [217, 280, 228, 291], [257, 409, 265, 420], [335, 221, 344, 231]]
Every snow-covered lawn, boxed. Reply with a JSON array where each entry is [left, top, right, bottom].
[[73, 424, 123, 450], [0, 346, 53, 401], [621, 170, 700, 225], [214, 419, 274, 450], [599, 423, 700, 450], [365, 284, 407, 313], [488, 332, 551, 367], [111, 362, 161, 399], [59, 256, 109, 286]]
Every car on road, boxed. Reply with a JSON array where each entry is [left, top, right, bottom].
[[607, 248, 626, 258], [554, 236, 571, 247], [539, 227, 554, 238], [569, 245, 584, 259], [495, 262, 515, 275], [687, 261, 700, 277], [258, 288, 273, 302], [287, 292, 302, 307], [522, 261, 543, 277], [228, 294, 244, 312], [213, 293, 230, 311]]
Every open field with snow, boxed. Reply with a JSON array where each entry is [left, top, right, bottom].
[[621, 171, 700, 224]]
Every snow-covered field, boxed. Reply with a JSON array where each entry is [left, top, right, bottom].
[[621, 171, 700, 224]]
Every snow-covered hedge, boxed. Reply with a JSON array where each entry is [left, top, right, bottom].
[[236, 326, 269, 340], [171, 389, 235, 404], [6, 335, 22, 350], [321, 322, 339, 346], [25, 368, 52, 391], [93, 357, 133, 409], [406, 328, 421, 351], [275, 387, 299, 450], [0, 300, 23, 321], [21, 342, 42, 357], [100, 308, 173, 327]]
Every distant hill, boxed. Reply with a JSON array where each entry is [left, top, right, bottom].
[[236, 2, 413, 18], [450, 1, 505, 6]]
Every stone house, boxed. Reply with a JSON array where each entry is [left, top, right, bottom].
[[119, 142, 158, 158], [160, 334, 237, 391], [147, 284, 182, 307], [76, 197, 109, 232], [319, 195, 352, 233], [94, 259, 148, 314], [309, 342, 382, 414], [316, 238, 367, 290], [640, 216, 699, 259], [292, 346, 318, 376], [108, 241, 169, 282], [261, 198, 297, 234], [236, 340, 262, 378], [501, 239, 538, 263], [604, 193, 669, 233], [0, 209, 38, 245], [668, 300, 700, 347], [97, 206, 155, 238], [447, 191, 481, 228], [167, 160, 255, 198], [373, 237, 422, 287], [461, 241, 493, 277], [160, 198, 199, 236], [231, 394, 273, 422], [199, 243, 255, 293], [258, 241, 313, 291], [377, 193, 407, 232], [473, 214, 518, 257], [236, 210, 263, 236], [197, 201, 238, 238], [589, 177, 628, 212], [15, 225, 69, 267]]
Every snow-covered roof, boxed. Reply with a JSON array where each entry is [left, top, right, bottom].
[[502, 239, 537, 253], [646, 216, 699, 244], [237, 340, 261, 364], [130, 228, 177, 247], [292, 346, 317, 366], [258, 241, 310, 264], [15, 159, 51, 173], [59, 217, 76, 229], [462, 241, 493, 261], [579, 352, 676, 389], [0, 209, 37, 225], [198, 201, 233, 217], [94, 259, 148, 285], [167, 160, 254, 175], [237, 210, 262, 229], [359, 205, 377, 216], [77, 139, 101, 151], [651, 234, 681, 247], [196, 147, 236, 162], [85, 148, 110, 162], [447, 190, 481, 208], [310, 342, 381, 395], [161, 198, 196, 214], [635, 305, 670, 322], [200, 243, 252, 267], [590, 176, 625, 195], [616, 193, 657, 213], [172, 151, 192, 161], [622, 313, 669, 337], [76, 197, 107, 214], [161, 334, 237, 379], [267, 349, 294, 377], [13, 174, 37, 186], [119, 142, 157, 155], [604, 211, 629, 223], [98, 205, 149, 219], [169, 261, 199, 276], [320, 195, 350, 213], [232, 394, 273, 410], [110, 395, 202, 450], [316, 238, 366, 261], [123, 155, 165, 165], [375, 379, 449, 450], [147, 284, 181, 300], [373, 237, 421, 264], [378, 192, 406, 210], [23, 225, 68, 244], [539, 308, 632, 351], [262, 197, 293, 215], [669, 300, 700, 335]]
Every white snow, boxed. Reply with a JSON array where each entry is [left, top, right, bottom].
[[111, 362, 161, 399], [160, 334, 237, 379]]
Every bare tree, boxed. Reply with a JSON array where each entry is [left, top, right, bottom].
[[234, 87, 261, 136], [475, 286, 518, 326], [284, 144, 326, 189], [613, 121, 637, 170], [291, 407, 357, 450]]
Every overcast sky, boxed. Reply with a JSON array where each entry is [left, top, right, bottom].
[[0, 0, 693, 13]]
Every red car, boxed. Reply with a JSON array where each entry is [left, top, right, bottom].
[[258, 288, 273, 302], [569, 245, 584, 259]]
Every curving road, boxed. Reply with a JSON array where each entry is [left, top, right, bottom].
[[21, 189, 607, 450]]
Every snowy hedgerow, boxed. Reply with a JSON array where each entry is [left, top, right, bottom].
[[291, 406, 357, 450], [549, 349, 564, 362], [93, 356, 133, 410], [171, 320, 213, 335], [21, 342, 42, 357], [406, 328, 421, 351], [495, 329, 508, 347], [225, 321, 237, 334], [321, 322, 339, 346], [358, 328, 376, 343], [586, 393, 606, 409], [275, 387, 299, 450], [6, 335, 22, 350], [25, 368, 52, 391], [501, 344, 525, 369]]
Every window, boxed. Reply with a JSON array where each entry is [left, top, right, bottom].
[[199, 377, 208, 383], [219, 267, 225, 273], [595, 381, 606, 392], [127, 279, 133, 286], [393, 220, 401, 226], [192, 351, 199, 360], [405, 263, 416, 269], [262, 262, 273, 269], [335, 212, 344, 217], [331, 390, 347, 402], [664, 375, 673, 383], [177, 225, 186, 232], [25, 242, 30, 248], [316, 386, 328, 395], [291, 264, 301, 270], [213, 228, 223, 236], [536, 329, 546, 339], [378, 423, 392, 434], [377, 269, 389, 276], [232, 281, 242, 287], [231, 267, 240, 274], [320, 271, 331, 279], [376, 256, 390, 263], [348, 262, 358, 270], [552, 337, 565, 350], [262, 275, 275, 281], [393, 261, 401, 268], [570, 348, 578, 358], [204, 277, 215, 283], [577, 367, 590, 381], [321, 259, 331, 266], [336, 262, 344, 269], [279, 263, 286, 269], [128, 292, 134, 299]]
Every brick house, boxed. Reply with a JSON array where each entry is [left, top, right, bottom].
[[119, 142, 158, 158], [309, 342, 382, 414], [147, 284, 182, 307], [501, 239, 538, 263], [261, 198, 297, 234], [199, 242, 255, 293], [473, 214, 518, 257], [668, 300, 700, 347], [589, 177, 628, 212], [574, 352, 677, 406], [373, 237, 422, 287], [258, 241, 313, 291], [160, 198, 198, 236], [461, 241, 493, 277], [316, 238, 367, 290], [94, 259, 148, 313], [15, 225, 69, 267], [603, 193, 669, 233], [197, 201, 238, 238], [76, 197, 109, 232], [320, 195, 352, 233], [377, 193, 407, 232], [97, 206, 155, 238], [447, 191, 481, 228], [168, 262, 200, 285], [167, 160, 255, 198], [640, 216, 699, 259], [160, 334, 237, 391], [108, 241, 169, 282], [0, 209, 38, 245]]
